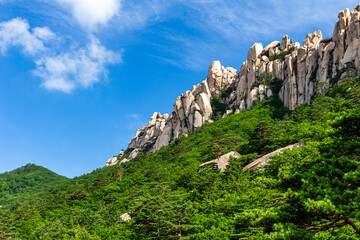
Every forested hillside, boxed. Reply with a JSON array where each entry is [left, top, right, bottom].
[[0, 164, 70, 208], [1, 69, 360, 239]]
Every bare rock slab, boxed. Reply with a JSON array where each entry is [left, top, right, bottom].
[[200, 151, 241, 172], [243, 142, 305, 171]]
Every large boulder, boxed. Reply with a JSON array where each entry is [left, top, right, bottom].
[[128, 148, 140, 159], [200, 151, 241, 172], [262, 41, 280, 56], [119, 213, 131, 222], [207, 61, 223, 93], [281, 35, 291, 50], [119, 158, 131, 165], [206, 61, 238, 94], [105, 157, 118, 167], [243, 143, 305, 171], [247, 43, 263, 64]]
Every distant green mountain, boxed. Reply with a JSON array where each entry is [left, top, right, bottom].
[[0, 163, 70, 208]]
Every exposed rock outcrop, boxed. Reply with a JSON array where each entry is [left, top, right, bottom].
[[119, 213, 131, 222], [128, 112, 169, 150], [105, 157, 118, 167], [243, 142, 305, 171], [107, 4, 360, 165], [128, 148, 140, 159], [152, 61, 238, 152], [105, 151, 125, 167], [118, 148, 140, 165], [119, 158, 131, 165], [105, 150, 138, 167], [200, 151, 241, 172]]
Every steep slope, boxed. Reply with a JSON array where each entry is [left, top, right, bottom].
[[120, 4, 360, 161], [3, 71, 360, 239], [0, 163, 69, 208], [1, 3, 360, 240]]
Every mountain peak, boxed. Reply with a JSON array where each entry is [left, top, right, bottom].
[[105, 3, 360, 167]]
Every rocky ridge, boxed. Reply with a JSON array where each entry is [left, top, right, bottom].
[[128, 112, 169, 150], [106, 4, 360, 166]]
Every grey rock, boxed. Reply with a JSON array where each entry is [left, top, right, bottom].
[[105, 157, 118, 167], [119, 213, 131, 222], [200, 151, 241, 172], [243, 143, 305, 171], [119, 158, 130, 165], [262, 41, 280, 56], [281, 35, 291, 51], [152, 61, 238, 152], [129, 148, 140, 160], [128, 112, 169, 150]]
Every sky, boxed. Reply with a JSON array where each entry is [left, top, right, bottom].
[[0, 0, 358, 178]]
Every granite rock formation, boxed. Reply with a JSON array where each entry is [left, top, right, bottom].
[[119, 213, 131, 222], [105, 151, 124, 167], [243, 142, 305, 171], [199, 151, 241, 172], [106, 4, 360, 166], [128, 112, 169, 150], [105, 157, 118, 167]]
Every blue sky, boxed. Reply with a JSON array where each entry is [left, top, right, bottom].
[[0, 0, 358, 178]]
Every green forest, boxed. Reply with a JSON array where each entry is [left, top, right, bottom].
[[1, 72, 360, 239], [0, 164, 70, 208]]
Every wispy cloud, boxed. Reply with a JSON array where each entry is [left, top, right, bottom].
[[140, 0, 359, 70], [127, 114, 145, 129], [150, 29, 224, 71], [181, 0, 359, 39], [33, 26, 55, 41], [127, 114, 143, 123], [107, 0, 171, 32]]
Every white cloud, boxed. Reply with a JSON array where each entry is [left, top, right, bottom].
[[0, 18, 53, 55], [34, 37, 121, 93], [56, 0, 121, 30], [33, 27, 56, 41], [0, 18, 120, 93]]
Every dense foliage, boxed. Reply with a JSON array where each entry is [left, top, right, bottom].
[[1, 73, 360, 239], [210, 96, 228, 120]]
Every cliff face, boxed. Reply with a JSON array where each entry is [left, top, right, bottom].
[[128, 112, 169, 150], [154, 63, 239, 151], [106, 4, 360, 166]]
